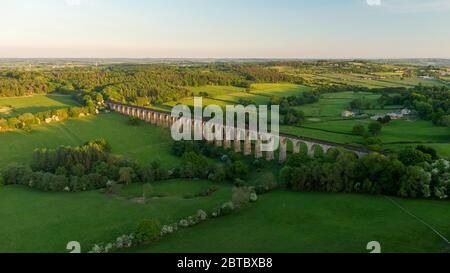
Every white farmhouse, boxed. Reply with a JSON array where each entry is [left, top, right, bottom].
[[400, 108, 412, 116], [371, 108, 411, 121], [341, 111, 355, 118]]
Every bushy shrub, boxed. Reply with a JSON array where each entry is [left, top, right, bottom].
[[368, 122, 382, 136], [171, 141, 196, 157], [232, 187, 254, 207], [352, 124, 366, 136], [141, 160, 168, 182], [2, 164, 32, 185], [398, 147, 432, 166], [252, 159, 264, 170], [133, 219, 161, 244], [226, 160, 249, 180], [85, 138, 112, 153], [254, 172, 278, 194], [221, 201, 235, 215], [180, 151, 210, 179], [128, 116, 141, 126], [211, 201, 235, 218], [233, 178, 246, 187], [416, 145, 438, 160], [119, 167, 136, 185], [208, 165, 226, 182]]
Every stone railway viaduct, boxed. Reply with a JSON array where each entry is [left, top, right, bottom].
[[106, 101, 371, 162]]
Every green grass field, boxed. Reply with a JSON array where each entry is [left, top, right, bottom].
[[1, 81, 449, 253], [0, 113, 180, 169], [249, 83, 312, 97], [116, 179, 228, 200], [293, 91, 382, 119], [166, 84, 310, 109], [0, 180, 232, 253], [189, 85, 246, 97], [0, 94, 80, 118], [318, 74, 446, 88], [1, 185, 448, 253], [129, 191, 450, 253], [284, 90, 450, 157], [160, 87, 450, 158]]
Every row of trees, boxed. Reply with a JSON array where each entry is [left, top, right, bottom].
[[280, 145, 448, 200], [1, 139, 167, 192]]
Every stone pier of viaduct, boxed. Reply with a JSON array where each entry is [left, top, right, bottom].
[[106, 101, 371, 162]]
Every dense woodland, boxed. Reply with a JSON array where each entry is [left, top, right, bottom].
[[0, 63, 290, 103], [0, 61, 449, 130], [2, 60, 446, 100]]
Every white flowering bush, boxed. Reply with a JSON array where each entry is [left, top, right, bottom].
[[250, 192, 258, 202], [116, 234, 133, 249], [89, 243, 114, 253], [211, 201, 235, 218], [179, 219, 189, 228], [161, 224, 175, 236], [89, 234, 134, 253], [421, 159, 450, 199], [197, 210, 208, 221], [89, 244, 105, 253], [211, 208, 220, 218]]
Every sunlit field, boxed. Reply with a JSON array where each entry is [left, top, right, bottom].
[[0, 94, 79, 118]]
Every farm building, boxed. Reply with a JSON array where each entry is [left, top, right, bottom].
[[341, 111, 356, 118], [371, 108, 412, 121]]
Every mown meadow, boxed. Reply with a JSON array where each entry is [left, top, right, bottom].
[[0, 180, 232, 253], [129, 191, 450, 253], [0, 113, 180, 169], [0, 94, 79, 118], [157, 83, 450, 158]]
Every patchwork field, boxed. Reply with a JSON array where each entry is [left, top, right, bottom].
[[0, 94, 80, 118], [129, 191, 450, 253], [157, 86, 450, 158], [0, 113, 180, 169], [284, 91, 450, 158], [0, 180, 232, 253], [249, 83, 312, 97], [301, 73, 447, 88], [294, 91, 382, 120], [0, 79, 449, 253], [163, 83, 311, 109]]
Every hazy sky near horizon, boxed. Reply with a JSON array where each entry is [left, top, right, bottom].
[[0, 0, 449, 58]]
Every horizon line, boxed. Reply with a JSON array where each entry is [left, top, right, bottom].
[[1, 57, 449, 60]]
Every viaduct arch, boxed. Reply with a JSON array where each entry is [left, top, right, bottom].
[[106, 101, 371, 162]]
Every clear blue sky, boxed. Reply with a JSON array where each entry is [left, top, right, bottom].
[[0, 0, 449, 58]]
